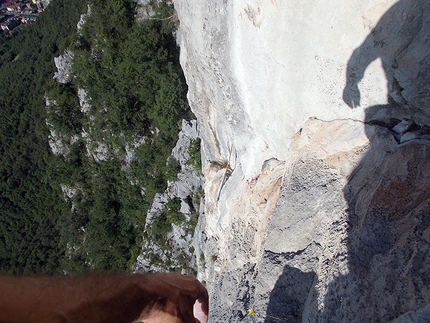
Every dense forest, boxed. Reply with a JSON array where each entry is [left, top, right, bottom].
[[0, 0, 195, 274]]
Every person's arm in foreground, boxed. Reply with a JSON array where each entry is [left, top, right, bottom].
[[0, 272, 208, 323]]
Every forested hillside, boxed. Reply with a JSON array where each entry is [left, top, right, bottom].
[[0, 0, 193, 274]]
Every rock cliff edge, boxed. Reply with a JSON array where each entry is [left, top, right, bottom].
[[175, 0, 430, 321]]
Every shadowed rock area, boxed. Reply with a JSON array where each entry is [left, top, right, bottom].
[[257, 119, 430, 322], [175, 0, 430, 321]]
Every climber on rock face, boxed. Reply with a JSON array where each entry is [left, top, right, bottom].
[[0, 272, 209, 323]]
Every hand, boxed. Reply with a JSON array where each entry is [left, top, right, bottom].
[[140, 273, 209, 323], [343, 82, 361, 108], [0, 272, 208, 323], [193, 298, 208, 323]]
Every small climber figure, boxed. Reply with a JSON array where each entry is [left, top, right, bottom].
[[0, 272, 209, 323]]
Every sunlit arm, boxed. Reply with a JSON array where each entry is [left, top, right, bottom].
[[0, 272, 209, 323]]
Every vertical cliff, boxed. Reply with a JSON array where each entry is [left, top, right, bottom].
[[175, 0, 430, 321]]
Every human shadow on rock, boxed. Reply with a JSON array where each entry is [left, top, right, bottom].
[[264, 265, 316, 323], [263, 1, 430, 322], [343, 0, 429, 112], [322, 0, 430, 321]]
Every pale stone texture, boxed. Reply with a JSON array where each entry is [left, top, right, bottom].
[[256, 119, 430, 323], [200, 118, 430, 323], [175, 0, 430, 322], [175, 0, 403, 178], [53, 50, 74, 84], [176, 0, 430, 175]]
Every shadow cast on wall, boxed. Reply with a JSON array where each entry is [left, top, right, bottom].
[[264, 265, 316, 323], [265, 0, 430, 322], [343, 0, 428, 110]]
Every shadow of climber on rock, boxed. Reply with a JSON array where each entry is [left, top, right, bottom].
[[262, 1, 430, 322], [343, 0, 429, 111], [323, 0, 430, 321], [264, 265, 316, 323]]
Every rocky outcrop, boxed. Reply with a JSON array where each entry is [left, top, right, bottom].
[[200, 118, 430, 322], [255, 119, 430, 322], [135, 0, 157, 20], [175, 0, 430, 322], [134, 120, 204, 273], [53, 50, 74, 84]]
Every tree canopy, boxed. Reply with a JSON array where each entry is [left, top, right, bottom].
[[0, 0, 193, 274]]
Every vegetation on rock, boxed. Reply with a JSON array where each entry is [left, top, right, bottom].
[[0, 0, 195, 274]]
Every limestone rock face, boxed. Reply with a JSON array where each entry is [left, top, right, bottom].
[[175, 0, 430, 321], [53, 50, 74, 84], [176, 0, 430, 178], [255, 119, 430, 323], [201, 118, 430, 322]]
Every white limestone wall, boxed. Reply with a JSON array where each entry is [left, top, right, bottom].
[[229, 0, 393, 155], [176, 0, 395, 179], [173, 3, 430, 318]]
